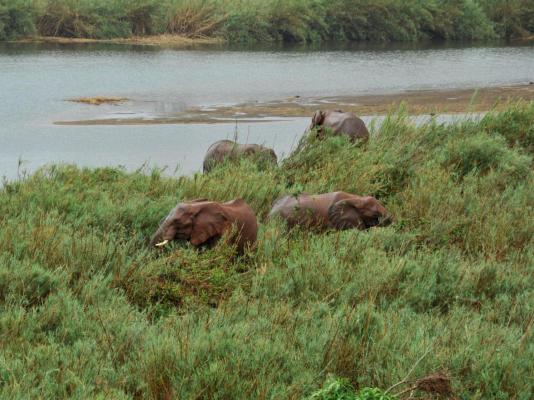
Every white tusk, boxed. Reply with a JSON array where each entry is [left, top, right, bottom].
[[155, 239, 169, 247]]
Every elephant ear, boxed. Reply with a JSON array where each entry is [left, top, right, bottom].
[[311, 110, 325, 127], [328, 199, 365, 230], [244, 146, 257, 156], [268, 149, 278, 162], [190, 203, 229, 246]]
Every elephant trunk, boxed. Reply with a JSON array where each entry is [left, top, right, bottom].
[[379, 215, 393, 227], [150, 225, 165, 247], [203, 158, 213, 174], [268, 149, 278, 164]]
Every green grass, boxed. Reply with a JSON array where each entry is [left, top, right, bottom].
[[1, 0, 533, 42], [1, 103, 534, 398]]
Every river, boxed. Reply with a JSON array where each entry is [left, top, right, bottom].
[[1, 41, 533, 180]]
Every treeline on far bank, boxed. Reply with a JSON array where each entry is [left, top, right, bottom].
[[1, 0, 533, 43]]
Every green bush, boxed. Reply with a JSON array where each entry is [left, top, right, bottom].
[[439, 132, 531, 181], [0, 0, 36, 39], [306, 378, 395, 400], [480, 0, 534, 39], [481, 103, 534, 154], [218, 8, 272, 43], [265, 0, 327, 43], [307, 377, 357, 400], [0, 258, 61, 308], [450, 0, 496, 40]]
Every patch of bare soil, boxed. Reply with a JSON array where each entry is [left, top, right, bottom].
[[69, 97, 129, 106], [56, 84, 534, 125], [14, 35, 222, 48], [203, 84, 534, 118]]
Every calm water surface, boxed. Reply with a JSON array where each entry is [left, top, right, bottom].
[[1, 42, 533, 180]]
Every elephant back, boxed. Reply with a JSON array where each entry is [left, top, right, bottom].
[[222, 198, 258, 252], [203, 140, 239, 173], [203, 140, 277, 173], [324, 111, 369, 141]]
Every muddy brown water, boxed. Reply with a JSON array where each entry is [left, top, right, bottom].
[[1, 41, 533, 180]]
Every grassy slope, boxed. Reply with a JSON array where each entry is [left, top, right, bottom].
[[1, 103, 533, 399], [1, 0, 533, 43]]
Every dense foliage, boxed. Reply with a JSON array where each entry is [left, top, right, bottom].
[[306, 378, 395, 399], [0, 0, 533, 42], [1, 102, 533, 398]]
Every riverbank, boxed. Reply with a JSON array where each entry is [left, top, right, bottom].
[[1, 102, 533, 398], [56, 84, 534, 125], [12, 34, 534, 50], [13, 35, 223, 48], [2, 0, 533, 44]]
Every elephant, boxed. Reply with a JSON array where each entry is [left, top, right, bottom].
[[150, 198, 258, 254], [268, 191, 391, 231], [203, 140, 277, 173], [307, 110, 370, 142]]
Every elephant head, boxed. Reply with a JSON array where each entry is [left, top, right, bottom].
[[150, 200, 229, 248], [241, 144, 278, 169], [311, 110, 326, 127], [309, 110, 342, 139], [303, 110, 327, 143], [256, 146, 278, 164], [328, 196, 392, 230], [310, 109, 344, 129]]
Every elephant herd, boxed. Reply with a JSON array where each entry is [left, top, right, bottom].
[[151, 110, 391, 254]]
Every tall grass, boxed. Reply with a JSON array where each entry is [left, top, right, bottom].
[[166, 0, 225, 38], [1, 0, 533, 42], [34, 0, 165, 38], [1, 103, 533, 398]]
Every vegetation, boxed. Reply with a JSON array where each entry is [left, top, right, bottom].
[[1, 102, 533, 398], [306, 377, 395, 399], [1, 0, 533, 43]]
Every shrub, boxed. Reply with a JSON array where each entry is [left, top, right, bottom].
[[480, 0, 534, 39], [0, 259, 61, 308], [306, 378, 395, 400], [218, 8, 272, 43], [265, 0, 327, 42], [0, 0, 36, 39], [307, 377, 357, 400], [439, 132, 531, 181], [450, 0, 496, 40], [481, 102, 534, 154], [121, 0, 165, 36]]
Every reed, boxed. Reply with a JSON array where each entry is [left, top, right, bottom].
[[1, 0, 533, 42], [166, 0, 225, 38]]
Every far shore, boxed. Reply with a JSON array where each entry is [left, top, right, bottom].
[[10, 34, 534, 48], [55, 84, 534, 126], [12, 35, 223, 48]]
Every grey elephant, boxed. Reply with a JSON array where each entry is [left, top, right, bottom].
[[268, 191, 392, 231], [307, 110, 370, 142], [203, 140, 277, 173], [150, 198, 258, 254]]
